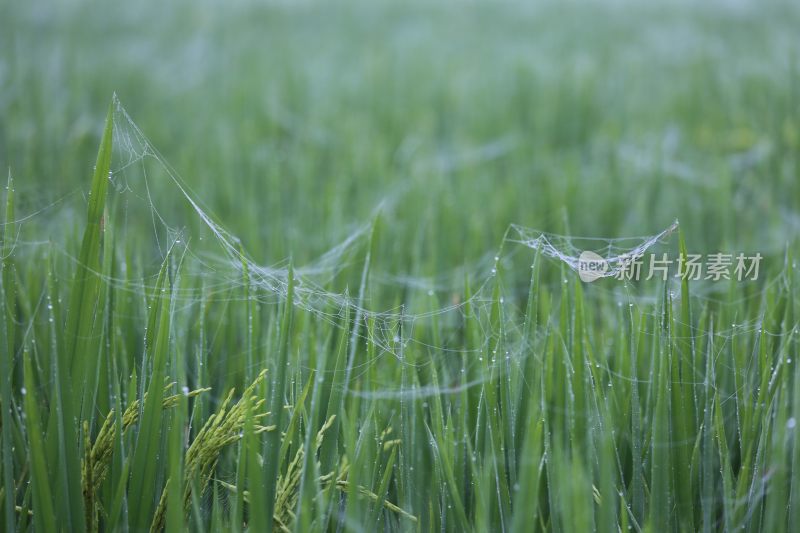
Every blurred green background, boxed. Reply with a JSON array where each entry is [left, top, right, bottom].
[[1, 0, 798, 270]]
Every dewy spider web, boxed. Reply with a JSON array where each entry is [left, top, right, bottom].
[[509, 221, 679, 279], [91, 95, 685, 395]]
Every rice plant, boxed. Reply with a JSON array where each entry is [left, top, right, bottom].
[[1, 0, 799, 531]]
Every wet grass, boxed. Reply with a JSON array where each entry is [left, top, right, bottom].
[[1, 0, 800, 531]]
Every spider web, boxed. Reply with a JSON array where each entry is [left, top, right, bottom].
[[109, 97, 696, 391], [8, 95, 726, 399]]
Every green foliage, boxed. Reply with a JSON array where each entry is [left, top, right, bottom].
[[1, 2, 800, 531]]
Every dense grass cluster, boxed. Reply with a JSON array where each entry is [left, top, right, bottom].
[[2, 0, 800, 531]]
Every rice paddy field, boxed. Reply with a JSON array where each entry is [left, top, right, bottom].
[[1, 0, 800, 531]]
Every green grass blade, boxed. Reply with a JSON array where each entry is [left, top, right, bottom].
[[262, 262, 295, 532], [22, 344, 57, 533], [128, 251, 173, 530], [0, 172, 16, 532], [65, 100, 114, 422]]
